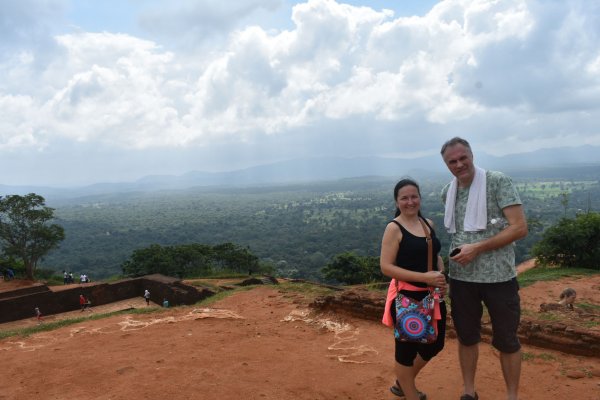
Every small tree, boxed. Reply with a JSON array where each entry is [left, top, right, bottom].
[[0, 194, 65, 280], [122, 242, 261, 278], [532, 212, 600, 269], [322, 252, 382, 285]]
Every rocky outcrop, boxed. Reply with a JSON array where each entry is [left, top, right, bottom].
[[310, 287, 600, 358], [516, 320, 600, 357], [310, 287, 384, 322]]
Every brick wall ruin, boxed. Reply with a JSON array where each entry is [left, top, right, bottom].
[[0, 274, 215, 324]]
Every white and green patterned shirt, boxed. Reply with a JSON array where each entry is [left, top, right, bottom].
[[441, 170, 522, 283]]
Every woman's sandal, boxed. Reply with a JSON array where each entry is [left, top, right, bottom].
[[390, 380, 427, 400]]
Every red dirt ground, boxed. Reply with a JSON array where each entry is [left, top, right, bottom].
[[0, 271, 599, 400]]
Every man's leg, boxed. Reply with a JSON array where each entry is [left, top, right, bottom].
[[458, 342, 478, 397], [450, 279, 482, 398], [500, 350, 521, 400], [485, 279, 522, 400]]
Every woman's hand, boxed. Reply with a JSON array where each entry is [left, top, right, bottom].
[[423, 271, 446, 288]]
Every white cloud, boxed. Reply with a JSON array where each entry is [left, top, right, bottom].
[[138, 0, 283, 48], [1, 0, 600, 185]]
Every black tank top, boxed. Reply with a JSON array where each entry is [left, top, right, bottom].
[[391, 218, 441, 288]]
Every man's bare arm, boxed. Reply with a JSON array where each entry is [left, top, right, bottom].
[[451, 204, 528, 265]]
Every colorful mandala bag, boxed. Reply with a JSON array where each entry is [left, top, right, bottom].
[[394, 292, 437, 343]]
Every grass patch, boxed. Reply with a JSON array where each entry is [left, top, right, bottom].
[[521, 351, 557, 362], [277, 281, 337, 300], [0, 307, 163, 340], [191, 280, 337, 307], [517, 266, 598, 288], [533, 312, 561, 322], [521, 352, 535, 361], [188, 272, 249, 279], [194, 285, 256, 307], [581, 321, 600, 328], [187, 280, 224, 292], [195, 290, 236, 307], [521, 309, 537, 318], [537, 353, 557, 361], [361, 282, 389, 292], [578, 302, 600, 312]]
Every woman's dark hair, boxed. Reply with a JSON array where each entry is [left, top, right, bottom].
[[393, 178, 424, 218]]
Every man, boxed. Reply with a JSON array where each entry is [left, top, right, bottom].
[[440, 137, 528, 400]]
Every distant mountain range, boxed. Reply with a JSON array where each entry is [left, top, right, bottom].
[[2, 145, 599, 201]]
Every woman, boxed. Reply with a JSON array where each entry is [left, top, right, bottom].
[[380, 179, 447, 400]]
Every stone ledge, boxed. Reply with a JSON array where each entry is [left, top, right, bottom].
[[310, 287, 600, 358]]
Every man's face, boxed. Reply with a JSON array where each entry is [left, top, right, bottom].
[[442, 143, 475, 185]]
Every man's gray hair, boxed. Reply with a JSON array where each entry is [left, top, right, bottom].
[[440, 137, 472, 156]]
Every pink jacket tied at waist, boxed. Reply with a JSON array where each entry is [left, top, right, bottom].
[[382, 279, 442, 335]]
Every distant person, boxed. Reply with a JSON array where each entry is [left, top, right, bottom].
[[162, 298, 169, 308], [63, 270, 68, 285], [144, 289, 151, 306], [35, 306, 43, 324], [80, 294, 91, 311], [6, 268, 14, 280], [441, 137, 528, 400], [80, 274, 85, 283], [69, 272, 74, 284], [380, 178, 447, 400]]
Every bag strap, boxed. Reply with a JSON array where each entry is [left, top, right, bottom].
[[418, 218, 433, 273]]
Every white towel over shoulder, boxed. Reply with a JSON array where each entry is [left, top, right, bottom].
[[444, 166, 487, 233]]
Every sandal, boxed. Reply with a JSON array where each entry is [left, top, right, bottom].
[[390, 380, 427, 399], [460, 393, 478, 400]]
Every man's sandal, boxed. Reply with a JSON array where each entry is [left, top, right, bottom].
[[390, 380, 427, 400], [459, 393, 478, 400]]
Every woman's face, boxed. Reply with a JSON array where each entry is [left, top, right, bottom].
[[396, 184, 421, 216]]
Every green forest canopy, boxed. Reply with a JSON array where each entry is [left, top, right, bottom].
[[36, 171, 600, 282]]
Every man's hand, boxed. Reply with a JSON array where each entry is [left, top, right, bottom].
[[451, 205, 528, 266], [450, 243, 479, 265]]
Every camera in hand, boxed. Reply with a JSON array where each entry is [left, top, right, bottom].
[[450, 248, 461, 257]]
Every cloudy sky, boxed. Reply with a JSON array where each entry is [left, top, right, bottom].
[[1, 0, 599, 187]]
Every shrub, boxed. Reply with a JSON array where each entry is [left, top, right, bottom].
[[532, 212, 600, 270]]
